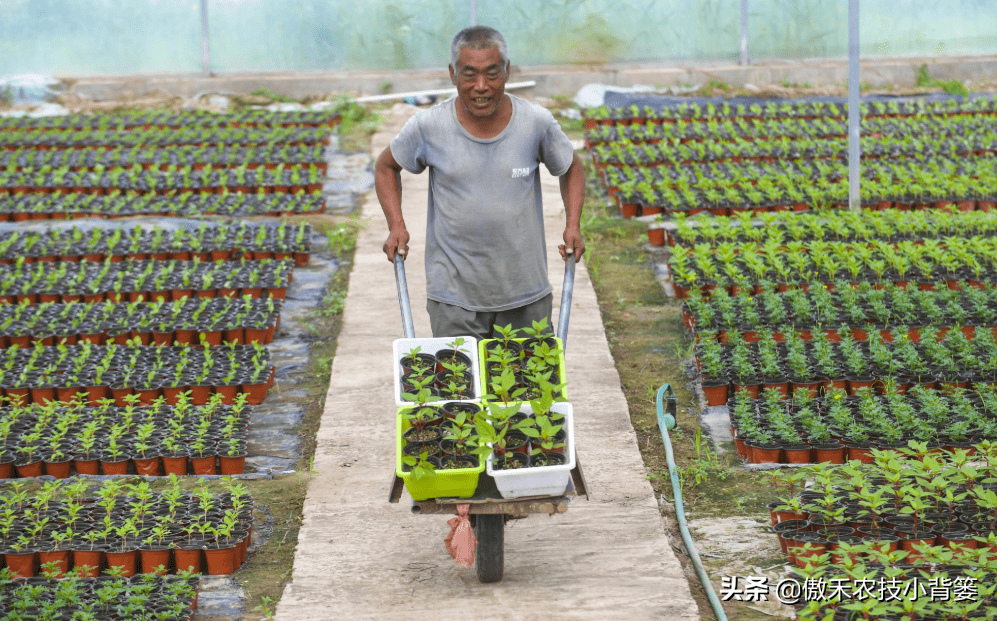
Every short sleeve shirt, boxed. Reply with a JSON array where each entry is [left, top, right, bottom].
[[389, 94, 575, 312]]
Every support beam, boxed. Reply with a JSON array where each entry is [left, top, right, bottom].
[[200, 0, 211, 77], [848, 0, 860, 211], [739, 0, 749, 66]]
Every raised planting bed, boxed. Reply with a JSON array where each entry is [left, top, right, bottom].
[[0, 163, 325, 196], [763, 444, 997, 620], [668, 235, 997, 299], [695, 325, 997, 404], [681, 282, 997, 339], [0, 342, 273, 407], [0, 125, 331, 150], [664, 208, 997, 247], [729, 385, 997, 464], [0, 296, 281, 348], [0, 193, 326, 219], [0, 477, 253, 577], [0, 257, 294, 304], [582, 95, 997, 127], [0, 107, 341, 131], [0, 574, 201, 620], [0, 392, 252, 478], [0, 143, 327, 173], [0, 221, 312, 264]]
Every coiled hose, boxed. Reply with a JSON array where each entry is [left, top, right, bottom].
[[656, 384, 728, 621]]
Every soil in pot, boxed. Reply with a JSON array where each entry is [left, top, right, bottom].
[[493, 451, 531, 470]]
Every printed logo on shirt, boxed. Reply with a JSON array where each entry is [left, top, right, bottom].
[[511, 167, 530, 178]]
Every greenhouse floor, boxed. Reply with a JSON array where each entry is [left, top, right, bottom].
[[273, 104, 699, 621]]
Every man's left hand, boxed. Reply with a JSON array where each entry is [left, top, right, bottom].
[[559, 227, 585, 262]]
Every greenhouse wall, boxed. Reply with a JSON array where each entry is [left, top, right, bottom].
[[2, 0, 996, 77]]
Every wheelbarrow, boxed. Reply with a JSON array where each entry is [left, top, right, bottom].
[[387, 250, 589, 583]]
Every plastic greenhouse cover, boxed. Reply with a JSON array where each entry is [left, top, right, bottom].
[[602, 90, 997, 110]]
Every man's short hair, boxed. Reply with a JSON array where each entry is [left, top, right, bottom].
[[450, 26, 509, 72]]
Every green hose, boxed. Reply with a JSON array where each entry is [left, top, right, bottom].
[[656, 384, 728, 621]]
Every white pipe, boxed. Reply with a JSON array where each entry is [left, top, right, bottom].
[[848, 0, 860, 211], [352, 80, 537, 103]]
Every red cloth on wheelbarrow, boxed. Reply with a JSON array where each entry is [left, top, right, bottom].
[[445, 504, 477, 567]]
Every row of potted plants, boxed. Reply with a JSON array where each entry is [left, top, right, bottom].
[[0, 341, 273, 406], [0, 572, 201, 621], [609, 153, 997, 217], [0, 221, 311, 265], [730, 386, 997, 464], [609, 154, 997, 219], [0, 477, 253, 578], [1, 143, 327, 172], [0, 257, 294, 303], [0, 295, 281, 348], [0, 163, 325, 196], [696, 323, 997, 403], [0, 192, 326, 219], [765, 444, 997, 620], [0, 125, 331, 150], [591, 124, 995, 169], [0, 391, 252, 478], [665, 207, 997, 247], [0, 107, 340, 130], [681, 281, 997, 335], [585, 108, 994, 146], [669, 235, 997, 297], [582, 95, 997, 126]]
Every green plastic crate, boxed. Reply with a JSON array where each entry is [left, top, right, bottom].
[[478, 337, 567, 403], [395, 407, 485, 501]]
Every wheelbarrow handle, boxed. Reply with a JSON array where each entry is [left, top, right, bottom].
[[393, 253, 415, 339], [395, 249, 574, 345], [556, 249, 575, 349]]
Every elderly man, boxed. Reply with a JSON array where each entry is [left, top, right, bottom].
[[375, 26, 585, 340]]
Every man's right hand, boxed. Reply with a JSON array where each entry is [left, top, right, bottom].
[[384, 227, 410, 262]]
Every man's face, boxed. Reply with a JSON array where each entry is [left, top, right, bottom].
[[449, 45, 509, 119]]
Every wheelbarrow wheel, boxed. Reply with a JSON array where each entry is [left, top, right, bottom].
[[474, 514, 504, 583]]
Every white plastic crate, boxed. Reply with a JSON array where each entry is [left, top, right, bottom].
[[486, 402, 575, 499], [392, 336, 481, 407]]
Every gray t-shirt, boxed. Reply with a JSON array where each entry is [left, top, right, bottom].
[[390, 94, 575, 312]]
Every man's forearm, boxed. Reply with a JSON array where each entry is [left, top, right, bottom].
[[560, 153, 585, 229], [376, 147, 410, 261], [376, 161, 405, 231]]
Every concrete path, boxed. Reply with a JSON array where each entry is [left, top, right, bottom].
[[275, 104, 699, 621]]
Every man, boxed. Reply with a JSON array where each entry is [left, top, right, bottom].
[[375, 26, 585, 340]]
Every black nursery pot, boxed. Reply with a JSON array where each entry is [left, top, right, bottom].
[[494, 451, 530, 470], [434, 349, 472, 372]]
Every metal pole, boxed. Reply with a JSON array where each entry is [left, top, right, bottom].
[[200, 0, 211, 76], [847, 0, 860, 211], [739, 0, 749, 65], [469, 0, 476, 26], [556, 250, 575, 351], [393, 254, 416, 339]]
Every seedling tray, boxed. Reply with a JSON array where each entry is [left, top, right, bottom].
[[396, 407, 485, 501], [477, 336, 567, 402], [392, 336, 480, 407], [486, 402, 575, 499]]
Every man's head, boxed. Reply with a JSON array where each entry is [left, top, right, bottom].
[[449, 26, 510, 119]]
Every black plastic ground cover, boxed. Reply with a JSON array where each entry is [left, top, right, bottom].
[[603, 91, 996, 110]]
